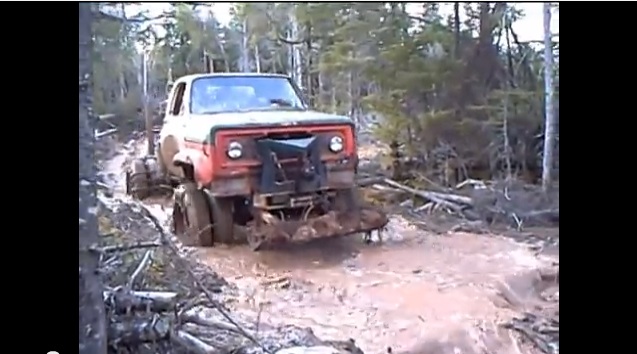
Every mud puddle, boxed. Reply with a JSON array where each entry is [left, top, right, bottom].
[[196, 230, 555, 353], [100, 137, 558, 353]]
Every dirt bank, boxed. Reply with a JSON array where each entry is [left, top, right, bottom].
[[98, 134, 559, 354]]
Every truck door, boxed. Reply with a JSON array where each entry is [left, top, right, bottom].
[[161, 82, 188, 177]]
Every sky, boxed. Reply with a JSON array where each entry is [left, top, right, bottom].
[[137, 2, 559, 43]]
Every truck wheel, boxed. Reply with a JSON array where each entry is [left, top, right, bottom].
[[210, 197, 236, 244], [127, 159, 150, 200], [182, 184, 214, 247]]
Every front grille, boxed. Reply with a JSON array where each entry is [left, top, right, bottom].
[[274, 157, 305, 182], [257, 142, 326, 194]]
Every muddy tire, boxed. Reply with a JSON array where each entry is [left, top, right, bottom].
[[210, 197, 236, 244], [128, 159, 150, 200], [181, 184, 214, 247]]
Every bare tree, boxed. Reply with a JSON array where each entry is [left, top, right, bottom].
[[541, 2, 555, 192], [79, 3, 107, 354]]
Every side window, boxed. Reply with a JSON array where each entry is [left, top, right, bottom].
[[169, 83, 187, 116]]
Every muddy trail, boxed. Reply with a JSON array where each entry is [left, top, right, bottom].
[[97, 135, 559, 354]]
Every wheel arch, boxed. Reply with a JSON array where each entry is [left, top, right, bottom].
[[173, 151, 195, 181]]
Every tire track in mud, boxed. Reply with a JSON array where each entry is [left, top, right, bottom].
[[99, 135, 558, 354]]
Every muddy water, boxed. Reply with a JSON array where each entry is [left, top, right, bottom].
[[101, 138, 556, 353], [195, 224, 551, 353]]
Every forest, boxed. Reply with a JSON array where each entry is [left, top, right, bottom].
[[93, 2, 559, 187], [80, 4, 560, 354]]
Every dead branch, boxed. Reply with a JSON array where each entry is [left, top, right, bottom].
[[96, 128, 119, 139], [519, 209, 559, 223], [277, 346, 346, 354], [108, 316, 171, 346], [180, 309, 255, 336], [455, 179, 488, 190], [128, 250, 153, 288], [381, 178, 472, 210], [94, 240, 162, 254], [357, 176, 386, 187], [105, 290, 178, 314], [370, 184, 402, 193], [381, 178, 483, 220], [96, 181, 111, 191], [132, 201, 271, 354], [170, 330, 217, 354], [383, 178, 474, 206], [98, 113, 117, 121]]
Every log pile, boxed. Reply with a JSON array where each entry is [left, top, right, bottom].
[[96, 198, 362, 354], [358, 176, 559, 230]]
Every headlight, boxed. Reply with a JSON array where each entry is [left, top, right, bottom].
[[227, 141, 243, 159], [329, 136, 344, 153]]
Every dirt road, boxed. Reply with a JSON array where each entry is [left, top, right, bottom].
[[99, 136, 558, 354]]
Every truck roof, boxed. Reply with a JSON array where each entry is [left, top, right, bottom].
[[175, 72, 290, 84]]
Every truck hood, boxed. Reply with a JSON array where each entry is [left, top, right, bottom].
[[187, 110, 352, 132]]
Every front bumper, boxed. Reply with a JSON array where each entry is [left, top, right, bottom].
[[245, 206, 389, 250]]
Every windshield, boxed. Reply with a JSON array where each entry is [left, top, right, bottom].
[[189, 76, 306, 114]]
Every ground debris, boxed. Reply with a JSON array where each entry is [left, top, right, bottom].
[[360, 177, 558, 231], [98, 197, 364, 354], [98, 134, 559, 354], [503, 313, 559, 354], [496, 267, 559, 354]]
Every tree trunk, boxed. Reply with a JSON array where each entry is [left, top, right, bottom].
[[79, 4, 108, 354], [541, 2, 555, 192], [453, 2, 460, 59], [254, 44, 261, 73], [290, 7, 303, 89], [241, 18, 249, 72]]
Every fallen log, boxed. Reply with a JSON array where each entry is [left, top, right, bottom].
[[105, 290, 178, 314], [276, 346, 342, 354], [108, 316, 171, 345], [170, 330, 216, 354], [181, 309, 256, 336], [381, 178, 483, 221], [519, 208, 559, 223], [382, 178, 474, 206]]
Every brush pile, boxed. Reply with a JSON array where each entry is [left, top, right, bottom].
[[97, 197, 363, 354]]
